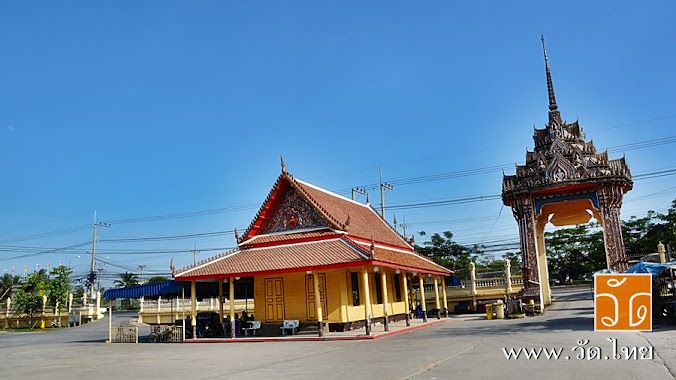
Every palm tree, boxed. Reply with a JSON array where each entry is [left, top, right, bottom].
[[114, 272, 139, 288], [0, 273, 21, 300]]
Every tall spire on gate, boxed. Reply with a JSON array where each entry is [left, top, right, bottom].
[[541, 35, 562, 125]]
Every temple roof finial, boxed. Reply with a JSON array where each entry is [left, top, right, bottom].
[[541, 34, 562, 124], [280, 155, 287, 174]]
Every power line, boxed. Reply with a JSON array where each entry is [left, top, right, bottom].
[[99, 229, 235, 243]]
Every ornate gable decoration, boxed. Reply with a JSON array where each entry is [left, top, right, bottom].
[[502, 37, 632, 199], [259, 185, 329, 235]]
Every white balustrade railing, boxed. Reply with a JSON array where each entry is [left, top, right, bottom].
[[423, 275, 523, 292], [140, 298, 255, 313]]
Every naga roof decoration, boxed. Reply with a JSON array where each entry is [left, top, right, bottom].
[[502, 36, 633, 204]]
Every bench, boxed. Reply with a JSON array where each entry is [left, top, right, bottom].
[[280, 319, 299, 335], [242, 320, 261, 336]]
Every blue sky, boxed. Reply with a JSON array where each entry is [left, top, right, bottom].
[[1, 1, 674, 288]]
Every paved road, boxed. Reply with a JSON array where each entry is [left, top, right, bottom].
[[0, 289, 673, 379], [0, 311, 139, 347]]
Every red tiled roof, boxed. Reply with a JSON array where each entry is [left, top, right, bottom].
[[175, 237, 451, 280], [372, 246, 452, 274], [175, 238, 369, 279], [241, 173, 413, 250], [240, 229, 341, 247], [291, 178, 413, 249], [174, 169, 451, 280]]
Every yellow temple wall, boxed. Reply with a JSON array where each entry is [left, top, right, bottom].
[[253, 266, 409, 325]]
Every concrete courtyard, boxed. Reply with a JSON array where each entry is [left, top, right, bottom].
[[0, 288, 674, 379]]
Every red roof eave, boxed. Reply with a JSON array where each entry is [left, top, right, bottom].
[[244, 231, 344, 249], [175, 259, 451, 282]]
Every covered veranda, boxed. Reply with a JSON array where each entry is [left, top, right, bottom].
[[103, 280, 184, 343], [177, 255, 452, 339]]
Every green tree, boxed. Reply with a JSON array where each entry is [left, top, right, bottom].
[[114, 272, 139, 288], [623, 211, 664, 256], [14, 269, 49, 327], [415, 231, 471, 270], [0, 273, 21, 300], [48, 266, 72, 313], [147, 276, 170, 284], [545, 224, 604, 282], [414, 230, 506, 279]]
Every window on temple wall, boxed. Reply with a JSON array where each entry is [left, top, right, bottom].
[[374, 273, 383, 304], [350, 272, 360, 306], [394, 274, 402, 302]]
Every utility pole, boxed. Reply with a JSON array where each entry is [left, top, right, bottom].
[[138, 265, 146, 284], [97, 266, 104, 292], [379, 166, 393, 218], [351, 187, 366, 201], [400, 215, 409, 238], [90, 211, 111, 300], [191, 243, 198, 265]]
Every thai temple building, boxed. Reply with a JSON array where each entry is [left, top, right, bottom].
[[174, 160, 451, 337]]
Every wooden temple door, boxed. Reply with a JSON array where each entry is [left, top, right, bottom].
[[306, 273, 327, 320], [265, 278, 285, 322]]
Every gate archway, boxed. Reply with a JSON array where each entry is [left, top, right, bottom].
[[502, 36, 633, 308]]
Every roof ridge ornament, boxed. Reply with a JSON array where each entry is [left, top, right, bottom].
[[280, 155, 287, 174], [541, 34, 562, 125]]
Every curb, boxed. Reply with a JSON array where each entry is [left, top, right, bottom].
[[184, 319, 447, 343]]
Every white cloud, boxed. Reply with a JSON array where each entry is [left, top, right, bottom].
[[8, 126, 15, 132]]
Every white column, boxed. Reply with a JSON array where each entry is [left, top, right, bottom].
[[470, 262, 477, 311], [95, 291, 102, 319], [108, 299, 113, 343], [419, 275, 427, 322], [4, 298, 10, 329], [441, 276, 448, 317], [381, 271, 389, 331], [361, 268, 372, 335], [313, 272, 324, 337], [138, 296, 144, 323], [433, 276, 441, 319], [190, 281, 197, 338], [218, 279, 224, 324], [658, 242, 667, 263], [229, 278, 235, 338], [402, 273, 410, 326], [157, 296, 162, 324], [505, 259, 513, 294]]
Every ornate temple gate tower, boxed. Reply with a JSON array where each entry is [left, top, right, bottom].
[[502, 37, 633, 307]]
